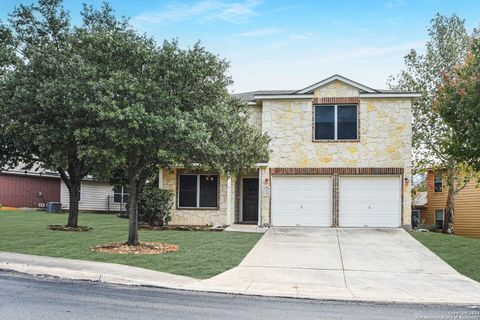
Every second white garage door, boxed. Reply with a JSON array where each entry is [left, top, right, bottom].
[[271, 176, 331, 227], [339, 176, 401, 227]]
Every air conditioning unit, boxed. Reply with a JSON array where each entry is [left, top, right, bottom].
[[46, 202, 62, 213]]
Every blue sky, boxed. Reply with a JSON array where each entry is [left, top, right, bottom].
[[1, 0, 479, 92]]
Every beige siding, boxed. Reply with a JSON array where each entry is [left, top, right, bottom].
[[426, 170, 480, 237], [61, 180, 116, 211]]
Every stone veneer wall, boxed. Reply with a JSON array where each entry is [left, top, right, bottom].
[[162, 169, 234, 226], [261, 81, 413, 226]]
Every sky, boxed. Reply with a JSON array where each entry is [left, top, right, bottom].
[[1, 0, 479, 93]]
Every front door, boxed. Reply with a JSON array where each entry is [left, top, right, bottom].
[[411, 210, 420, 229], [242, 178, 259, 222]]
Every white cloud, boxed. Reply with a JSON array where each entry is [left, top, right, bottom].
[[385, 0, 406, 9], [236, 27, 282, 37], [285, 41, 425, 67], [132, 0, 261, 25]]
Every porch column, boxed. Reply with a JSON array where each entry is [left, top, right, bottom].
[[257, 169, 262, 227], [226, 175, 233, 225]]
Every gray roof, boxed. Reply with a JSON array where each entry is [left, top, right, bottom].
[[233, 75, 420, 102], [233, 90, 296, 102]]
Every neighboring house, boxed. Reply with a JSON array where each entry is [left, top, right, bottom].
[[0, 165, 126, 212], [161, 75, 420, 228], [412, 191, 427, 229], [418, 169, 480, 237], [0, 166, 60, 208]]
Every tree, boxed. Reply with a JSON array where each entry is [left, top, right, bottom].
[[389, 14, 478, 234], [74, 12, 269, 245], [0, 0, 101, 227], [435, 39, 480, 172]]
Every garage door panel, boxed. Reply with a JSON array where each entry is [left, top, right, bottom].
[[339, 176, 401, 228], [271, 176, 331, 227]]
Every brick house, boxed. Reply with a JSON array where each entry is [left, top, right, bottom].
[[0, 166, 126, 212], [0, 169, 60, 208]]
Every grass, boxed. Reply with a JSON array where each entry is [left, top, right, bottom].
[[410, 231, 480, 282], [0, 210, 263, 279]]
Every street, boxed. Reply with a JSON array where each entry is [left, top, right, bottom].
[[0, 271, 479, 320]]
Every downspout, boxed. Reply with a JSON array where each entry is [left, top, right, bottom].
[[158, 168, 163, 189]]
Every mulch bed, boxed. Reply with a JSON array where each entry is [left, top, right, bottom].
[[48, 224, 93, 232], [91, 242, 179, 255], [138, 224, 224, 231]]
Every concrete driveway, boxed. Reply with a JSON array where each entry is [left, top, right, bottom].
[[190, 228, 480, 304]]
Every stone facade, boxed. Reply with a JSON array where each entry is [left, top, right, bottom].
[[162, 169, 234, 226], [164, 79, 413, 227], [314, 80, 360, 98], [259, 81, 412, 227]]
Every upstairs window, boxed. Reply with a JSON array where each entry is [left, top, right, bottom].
[[314, 105, 357, 140], [178, 174, 218, 208], [434, 172, 443, 192]]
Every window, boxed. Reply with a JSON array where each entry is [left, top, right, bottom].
[[314, 105, 357, 140], [435, 210, 444, 229], [113, 186, 130, 203], [178, 174, 218, 208], [434, 172, 443, 192]]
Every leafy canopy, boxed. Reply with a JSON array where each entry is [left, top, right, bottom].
[[389, 13, 475, 171], [435, 39, 480, 171]]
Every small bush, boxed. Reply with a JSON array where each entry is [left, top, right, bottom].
[[138, 188, 174, 227]]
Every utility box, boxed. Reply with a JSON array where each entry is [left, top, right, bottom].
[[46, 202, 62, 213]]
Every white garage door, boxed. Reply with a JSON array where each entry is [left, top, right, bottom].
[[271, 176, 331, 227], [339, 176, 401, 227]]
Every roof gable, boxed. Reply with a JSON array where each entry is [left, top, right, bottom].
[[295, 74, 376, 94]]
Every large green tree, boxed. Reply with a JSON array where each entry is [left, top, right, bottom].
[[74, 10, 269, 245], [0, 0, 111, 227], [435, 39, 480, 172], [389, 14, 478, 234]]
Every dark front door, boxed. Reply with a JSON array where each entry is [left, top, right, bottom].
[[242, 178, 259, 222]]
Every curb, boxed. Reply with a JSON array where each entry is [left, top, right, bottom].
[[1, 253, 480, 307]]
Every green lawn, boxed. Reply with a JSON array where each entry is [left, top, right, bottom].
[[410, 231, 480, 282], [0, 211, 262, 279]]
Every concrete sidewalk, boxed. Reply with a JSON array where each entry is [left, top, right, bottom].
[[0, 252, 199, 289]]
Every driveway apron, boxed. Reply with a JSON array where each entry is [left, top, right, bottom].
[[189, 228, 480, 304]]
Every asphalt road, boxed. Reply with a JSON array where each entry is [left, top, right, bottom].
[[0, 271, 479, 320]]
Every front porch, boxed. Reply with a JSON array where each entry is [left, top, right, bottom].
[[160, 166, 270, 227]]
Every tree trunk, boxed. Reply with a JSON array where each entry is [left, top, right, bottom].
[[67, 181, 81, 228], [443, 169, 456, 235], [58, 167, 83, 229], [126, 179, 140, 246]]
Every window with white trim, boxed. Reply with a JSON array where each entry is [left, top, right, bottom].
[[178, 174, 218, 208], [113, 185, 129, 203], [314, 104, 357, 140]]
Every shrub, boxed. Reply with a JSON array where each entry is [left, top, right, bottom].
[[138, 188, 174, 227]]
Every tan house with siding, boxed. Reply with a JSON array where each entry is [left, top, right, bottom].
[[419, 169, 480, 237], [161, 75, 420, 229]]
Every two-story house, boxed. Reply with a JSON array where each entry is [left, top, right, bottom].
[[160, 75, 420, 228], [414, 169, 480, 237]]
